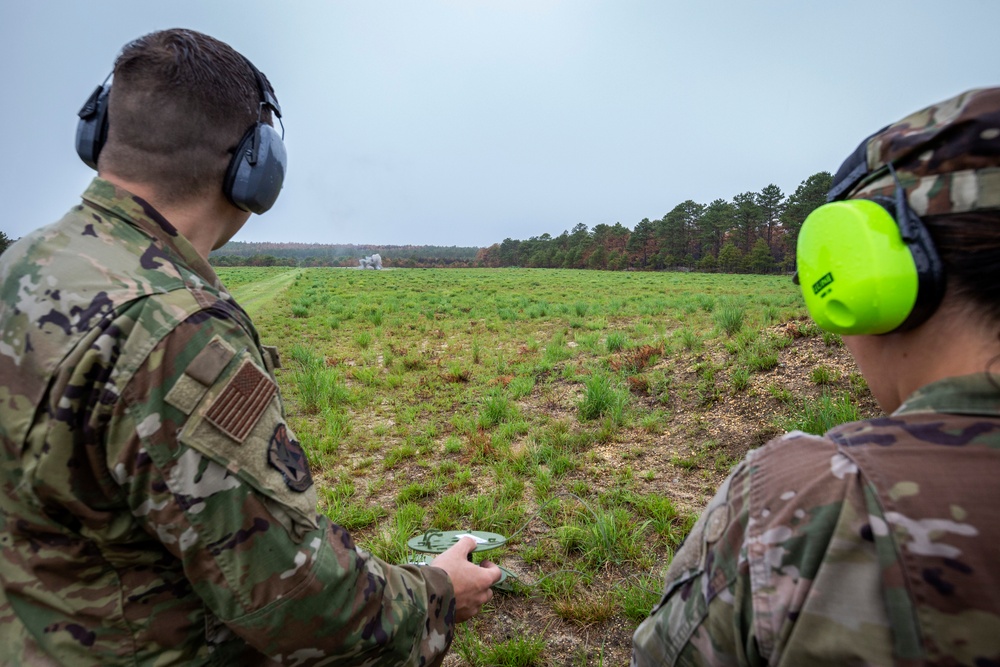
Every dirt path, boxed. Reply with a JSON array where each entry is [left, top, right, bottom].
[[228, 268, 299, 319]]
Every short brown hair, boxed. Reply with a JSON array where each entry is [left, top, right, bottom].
[[99, 28, 272, 203], [925, 211, 1000, 324]]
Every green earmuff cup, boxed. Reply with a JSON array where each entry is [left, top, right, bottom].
[[796, 199, 919, 335]]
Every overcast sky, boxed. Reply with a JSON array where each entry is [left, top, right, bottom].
[[2, 1, 997, 248]]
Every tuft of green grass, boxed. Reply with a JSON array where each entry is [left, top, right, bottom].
[[731, 367, 751, 392], [617, 575, 662, 622], [292, 364, 352, 415], [676, 328, 701, 351], [578, 373, 628, 424], [743, 338, 779, 372], [367, 502, 425, 565], [605, 332, 627, 353], [558, 500, 650, 567], [785, 391, 860, 435], [453, 626, 548, 667], [354, 331, 373, 350], [811, 365, 838, 385], [479, 390, 518, 429], [714, 303, 745, 337], [507, 375, 535, 399]]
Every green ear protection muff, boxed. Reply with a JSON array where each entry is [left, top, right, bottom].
[[795, 163, 945, 335]]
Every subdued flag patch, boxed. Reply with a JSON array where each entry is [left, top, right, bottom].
[[206, 359, 276, 443], [268, 424, 313, 492]]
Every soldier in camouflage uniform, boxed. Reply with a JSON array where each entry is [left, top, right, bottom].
[[0, 29, 499, 666], [633, 88, 1000, 666]]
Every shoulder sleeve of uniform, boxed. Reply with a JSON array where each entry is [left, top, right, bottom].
[[633, 431, 888, 667], [114, 308, 457, 664]]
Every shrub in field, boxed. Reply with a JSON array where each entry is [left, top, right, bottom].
[[431, 493, 473, 530], [527, 301, 550, 318], [574, 302, 589, 317]]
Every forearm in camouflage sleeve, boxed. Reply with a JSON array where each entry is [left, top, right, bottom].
[[110, 311, 456, 665]]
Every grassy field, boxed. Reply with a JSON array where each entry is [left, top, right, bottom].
[[219, 266, 879, 666]]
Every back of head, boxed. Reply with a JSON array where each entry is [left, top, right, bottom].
[[99, 28, 271, 204], [846, 88, 1000, 326], [798, 88, 1000, 333]]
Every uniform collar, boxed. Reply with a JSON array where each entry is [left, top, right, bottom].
[[894, 373, 1000, 417], [80, 177, 223, 292]]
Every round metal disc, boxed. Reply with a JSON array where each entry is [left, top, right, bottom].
[[407, 529, 507, 554]]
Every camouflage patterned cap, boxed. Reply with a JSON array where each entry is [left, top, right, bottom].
[[827, 87, 1000, 216]]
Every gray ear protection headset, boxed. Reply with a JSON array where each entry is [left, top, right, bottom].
[[75, 57, 286, 214]]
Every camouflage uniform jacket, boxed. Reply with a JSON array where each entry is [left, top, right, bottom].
[[632, 374, 1000, 666], [0, 179, 456, 666]]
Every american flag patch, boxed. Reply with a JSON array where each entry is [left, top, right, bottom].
[[205, 359, 276, 443]]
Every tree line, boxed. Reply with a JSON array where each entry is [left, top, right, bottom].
[[210, 241, 480, 268], [2, 171, 831, 273], [476, 172, 831, 273]]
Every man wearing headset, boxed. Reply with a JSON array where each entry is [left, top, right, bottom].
[[633, 88, 1000, 665], [0, 28, 499, 666]]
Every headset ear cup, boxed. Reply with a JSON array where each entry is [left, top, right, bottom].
[[76, 84, 110, 170], [223, 123, 286, 215], [796, 200, 920, 335], [223, 126, 257, 211]]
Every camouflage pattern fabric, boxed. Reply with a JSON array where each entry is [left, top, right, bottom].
[[832, 87, 1000, 215], [632, 374, 1000, 666], [0, 178, 457, 666]]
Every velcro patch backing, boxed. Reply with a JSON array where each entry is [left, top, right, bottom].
[[206, 359, 276, 443], [187, 338, 236, 386]]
